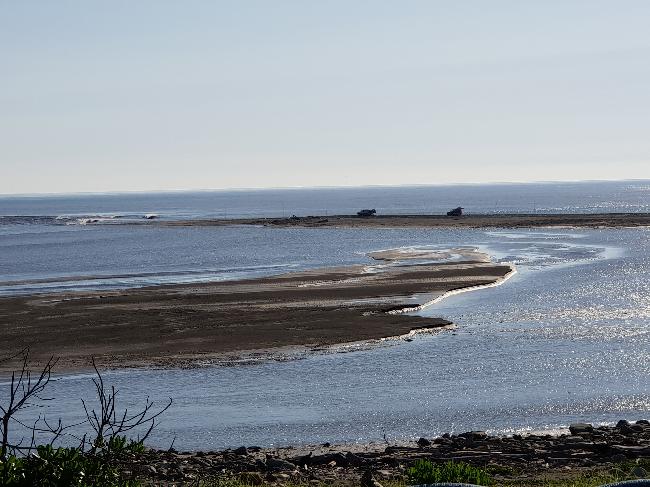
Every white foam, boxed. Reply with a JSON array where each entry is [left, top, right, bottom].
[[387, 264, 517, 314]]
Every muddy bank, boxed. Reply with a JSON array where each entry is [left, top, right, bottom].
[[114, 420, 650, 485], [0, 256, 513, 373], [159, 212, 650, 229]]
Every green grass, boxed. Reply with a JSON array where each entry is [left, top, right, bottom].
[[407, 459, 492, 485]]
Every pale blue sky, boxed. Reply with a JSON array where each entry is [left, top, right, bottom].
[[2, 1, 650, 194]]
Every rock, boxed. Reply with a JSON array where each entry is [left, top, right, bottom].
[[611, 445, 650, 455], [569, 423, 594, 435], [361, 470, 384, 487], [265, 456, 296, 472], [322, 442, 331, 447], [292, 452, 312, 468], [632, 466, 648, 478], [460, 431, 488, 441], [620, 423, 644, 434], [345, 452, 367, 467], [417, 437, 431, 447], [309, 453, 348, 467], [233, 446, 248, 455], [146, 465, 157, 475], [636, 419, 650, 425], [616, 420, 631, 429]]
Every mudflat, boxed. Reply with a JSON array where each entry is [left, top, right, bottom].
[[0, 259, 512, 374], [160, 212, 650, 228]]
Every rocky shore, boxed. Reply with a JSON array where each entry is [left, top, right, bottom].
[[116, 420, 650, 485]]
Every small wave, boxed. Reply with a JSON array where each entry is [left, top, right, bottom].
[[55, 213, 163, 225], [0, 263, 299, 296], [57, 213, 121, 225]]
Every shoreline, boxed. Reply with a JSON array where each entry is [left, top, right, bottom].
[[156, 212, 650, 229], [114, 420, 650, 485], [0, 251, 513, 374]]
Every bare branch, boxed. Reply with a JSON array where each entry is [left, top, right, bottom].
[[83, 357, 172, 453], [0, 350, 60, 458]]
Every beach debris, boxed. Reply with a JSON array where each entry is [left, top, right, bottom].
[[446, 206, 464, 216], [357, 208, 377, 217]]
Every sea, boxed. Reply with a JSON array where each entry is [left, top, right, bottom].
[[0, 180, 649, 450]]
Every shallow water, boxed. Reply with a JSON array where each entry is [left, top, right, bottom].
[[2, 180, 649, 295], [3, 228, 648, 450]]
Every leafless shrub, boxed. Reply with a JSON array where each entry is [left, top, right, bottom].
[[1, 351, 172, 458], [81, 358, 172, 453], [0, 349, 58, 459]]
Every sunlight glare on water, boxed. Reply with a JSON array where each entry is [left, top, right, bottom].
[[2, 228, 649, 450]]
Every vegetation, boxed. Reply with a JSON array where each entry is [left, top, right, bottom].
[[0, 444, 141, 487], [0, 350, 170, 486], [407, 459, 492, 485]]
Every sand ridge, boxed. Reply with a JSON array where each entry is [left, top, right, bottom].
[[0, 250, 513, 374]]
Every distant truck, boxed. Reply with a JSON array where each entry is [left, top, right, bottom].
[[446, 207, 463, 217], [357, 209, 377, 217]]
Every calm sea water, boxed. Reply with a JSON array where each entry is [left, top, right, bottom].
[[1, 180, 649, 296], [1, 182, 649, 450], [2, 180, 650, 221]]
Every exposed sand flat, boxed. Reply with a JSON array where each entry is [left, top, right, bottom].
[[0, 258, 513, 374], [159, 212, 650, 228], [368, 247, 491, 262]]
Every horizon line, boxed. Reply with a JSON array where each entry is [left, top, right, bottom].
[[1, 177, 648, 198]]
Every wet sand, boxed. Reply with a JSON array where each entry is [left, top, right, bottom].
[[0, 259, 512, 374], [160, 212, 650, 228]]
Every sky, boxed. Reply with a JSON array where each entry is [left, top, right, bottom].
[[2, 1, 650, 194]]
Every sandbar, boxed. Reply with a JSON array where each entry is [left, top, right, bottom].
[[0, 256, 513, 374], [158, 212, 650, 228]]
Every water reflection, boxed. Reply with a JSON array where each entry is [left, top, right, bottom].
[[3, 228, 649, 450]]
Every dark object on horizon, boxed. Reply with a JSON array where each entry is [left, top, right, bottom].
[[446, 207, 463, 217], [357, 209, 377, 217]]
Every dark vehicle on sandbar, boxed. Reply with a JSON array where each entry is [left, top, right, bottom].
[[357, 209, 377, 217], [447, 207, 463, 216]]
